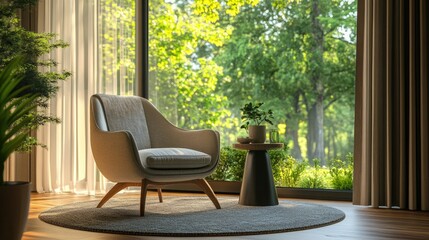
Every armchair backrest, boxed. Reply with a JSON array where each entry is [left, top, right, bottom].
[[91, 94, 151, 150]]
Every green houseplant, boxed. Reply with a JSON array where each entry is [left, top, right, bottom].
[[0, 57, 39, 240], [0, 58, 39, 183], [240, 102, 274, 143], [0, 0, 69, 151], [0, 1, 69, 239]]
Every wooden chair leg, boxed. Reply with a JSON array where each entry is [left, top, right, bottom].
[[97, 183, 139, 208], [140, 179, 149, 216], [138, 179, 219, 216], [157, 188, 163, 203], [194, 179, 221, 209]]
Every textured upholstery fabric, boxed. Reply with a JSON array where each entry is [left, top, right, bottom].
[[90, 94, 220, 182], [139, 148, 211, 169], [98, 94, 151, 150]]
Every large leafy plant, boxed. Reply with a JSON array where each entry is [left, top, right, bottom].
[[0, 0, 69, 151], [0, 58, 39, 184], [240, 102, 274, 130]]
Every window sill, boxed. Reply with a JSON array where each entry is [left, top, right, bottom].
[[157, 180, 352, 201]]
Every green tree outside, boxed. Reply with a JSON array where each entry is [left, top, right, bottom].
[[100, 0, 356, 189]]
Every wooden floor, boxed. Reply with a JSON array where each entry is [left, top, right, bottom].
[[24, 191, 429, 240]]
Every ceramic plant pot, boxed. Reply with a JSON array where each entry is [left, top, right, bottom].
[[248, 125, 266, 143], [0, 181, 31, 240]]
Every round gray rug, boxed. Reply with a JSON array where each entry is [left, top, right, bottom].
[[39, 196, 345, 237]]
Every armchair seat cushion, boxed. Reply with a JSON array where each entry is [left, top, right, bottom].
[[139, 148, 211, 169]]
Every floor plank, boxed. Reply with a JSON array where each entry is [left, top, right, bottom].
[[23, 192, 429, 240]]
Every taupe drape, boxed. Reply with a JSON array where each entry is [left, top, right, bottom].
[[354, 0, 429, 210]]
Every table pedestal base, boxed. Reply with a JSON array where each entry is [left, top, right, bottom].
[[239, 150, 279, 206]]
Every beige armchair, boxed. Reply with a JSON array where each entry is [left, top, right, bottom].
[[90, 94, 221, 216]]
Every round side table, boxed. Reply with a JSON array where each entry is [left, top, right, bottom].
[[233, 143, 283, 206]]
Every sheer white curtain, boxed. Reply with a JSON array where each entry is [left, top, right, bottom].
[[35, 0, 137, 194]]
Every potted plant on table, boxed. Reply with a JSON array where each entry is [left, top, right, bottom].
[[240, 102, 274, 143]]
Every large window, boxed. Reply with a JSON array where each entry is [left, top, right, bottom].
[[148, 0, 356, 190]]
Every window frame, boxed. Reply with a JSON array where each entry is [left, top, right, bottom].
[[137, 0, 149, 98]]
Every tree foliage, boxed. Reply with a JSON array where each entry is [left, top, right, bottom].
[[104, 0, 356, 179], [214, 0, 356, 164], [149, 0, 243, 135]]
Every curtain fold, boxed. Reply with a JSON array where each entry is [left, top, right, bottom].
[[354, 0, 429, 210], [35, 0, 137, 194], [35, 0, 101, 194]]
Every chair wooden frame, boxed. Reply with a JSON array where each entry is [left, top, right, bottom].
[[97, 178, 220, 216]]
